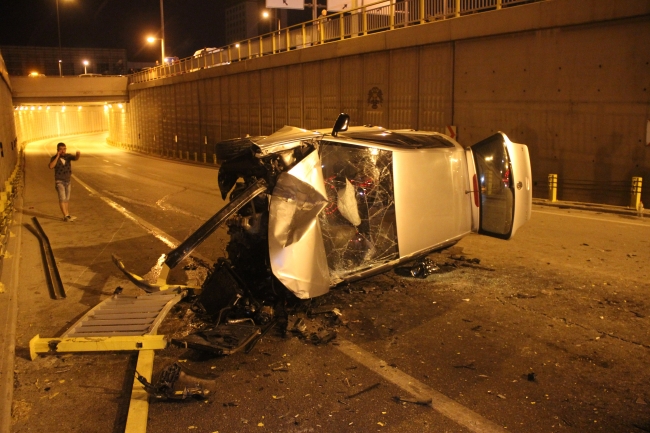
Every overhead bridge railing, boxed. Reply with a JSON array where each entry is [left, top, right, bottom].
[[129, 0, 541, 84]]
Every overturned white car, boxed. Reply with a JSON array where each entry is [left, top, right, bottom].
[[132, 114, 531, 302]]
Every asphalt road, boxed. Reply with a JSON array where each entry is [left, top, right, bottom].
[[6, 133, 650, 433]]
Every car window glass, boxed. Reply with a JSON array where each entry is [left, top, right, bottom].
[[473, 134, 514, 236], [319, 141, 398, 278]]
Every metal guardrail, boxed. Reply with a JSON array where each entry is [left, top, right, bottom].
[[129, 0, 541, 84]]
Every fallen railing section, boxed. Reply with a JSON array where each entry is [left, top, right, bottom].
[[29, 217, 66, 299]]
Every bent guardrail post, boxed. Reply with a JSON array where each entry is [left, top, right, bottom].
[[31, 217, 66, 300]]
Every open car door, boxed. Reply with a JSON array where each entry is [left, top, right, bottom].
[[470, 132, 532, 239]]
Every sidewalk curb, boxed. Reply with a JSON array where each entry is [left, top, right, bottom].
[[533, 198, 647, 218], [0, 183, 24, 433]]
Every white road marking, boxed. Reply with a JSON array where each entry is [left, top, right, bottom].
[[336, 339, 505, 433], [533, 209, 650, 228], [71, 174, 213, 264], [114, 163, 122, 166], [103, 160, 110, 163], [72, 174, 179, 249]]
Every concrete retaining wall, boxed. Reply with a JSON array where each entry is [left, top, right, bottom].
[[114, 0, 650, 206], [0, 56, 19, 187]]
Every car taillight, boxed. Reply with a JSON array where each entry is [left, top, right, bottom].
[[473, 174, 479, 207]]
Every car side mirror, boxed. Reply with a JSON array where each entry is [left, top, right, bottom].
[[331, 113, 350, 137]]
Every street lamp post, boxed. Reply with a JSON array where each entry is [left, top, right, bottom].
[[147, 37, 165, 65], [262, 10, 280, 32], [55, 0, 73, 76], [159, 0, 166, 62], [147, 0, 166, 65], [56, 0, 62, 76]]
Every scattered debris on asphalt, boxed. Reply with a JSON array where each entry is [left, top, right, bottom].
[[394, 258, 440, 278], [453, 362, 476, 370], [346, 382, 380, 399], [135, 362, 209, 401], [391, 396, 433, 406], [394, 253, 490, 278]]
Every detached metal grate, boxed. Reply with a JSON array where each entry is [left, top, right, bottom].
[[62, 290, 183, 337], [29, 289, 185, 360]]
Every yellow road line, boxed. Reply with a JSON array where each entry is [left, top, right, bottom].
[[125, 349, 155, 433]]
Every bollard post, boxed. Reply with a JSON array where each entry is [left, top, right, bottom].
[[213, 154, 217, 165], [186, 151, 190, 160], [202, 153, 206, 163], [630, 177, 642, 209], [548, 174, 557, 202], [194, 152, 197, 162]]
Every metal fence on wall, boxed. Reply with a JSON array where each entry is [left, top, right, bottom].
[[129, 0, 541, 84]]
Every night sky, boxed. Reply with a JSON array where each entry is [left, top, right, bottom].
[[0, 1, 249, 62]]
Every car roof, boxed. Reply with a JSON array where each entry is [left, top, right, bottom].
[[335, 127, 456, 150], [250, 125, 459, 157], [253, 126, 322, 156]]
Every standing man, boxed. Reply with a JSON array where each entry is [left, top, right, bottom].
[[48, 142, 81, 221]]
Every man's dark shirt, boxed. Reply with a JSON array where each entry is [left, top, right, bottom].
[[50, 154, 76, 182]]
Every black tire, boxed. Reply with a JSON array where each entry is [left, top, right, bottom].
[[215, 136, 265, 162]]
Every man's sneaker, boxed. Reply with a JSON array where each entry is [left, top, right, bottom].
[[64, 215, 77, 222]]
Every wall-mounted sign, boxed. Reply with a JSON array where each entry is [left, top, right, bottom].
[[266, 0, 305, 9], [367, 87, 383, 109]]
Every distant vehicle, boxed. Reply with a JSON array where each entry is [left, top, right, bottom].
[[193, 47, 221, 57], [78, 73, 104, 77], [163, 56, 179, 64], [28, 72, 45, 77], [190, 47, 230, 71]]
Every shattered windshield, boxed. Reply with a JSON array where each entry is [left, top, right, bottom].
[[318, 141, 398, 280]]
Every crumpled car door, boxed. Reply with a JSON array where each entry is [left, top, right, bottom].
[[268, 150, 331, 299]]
